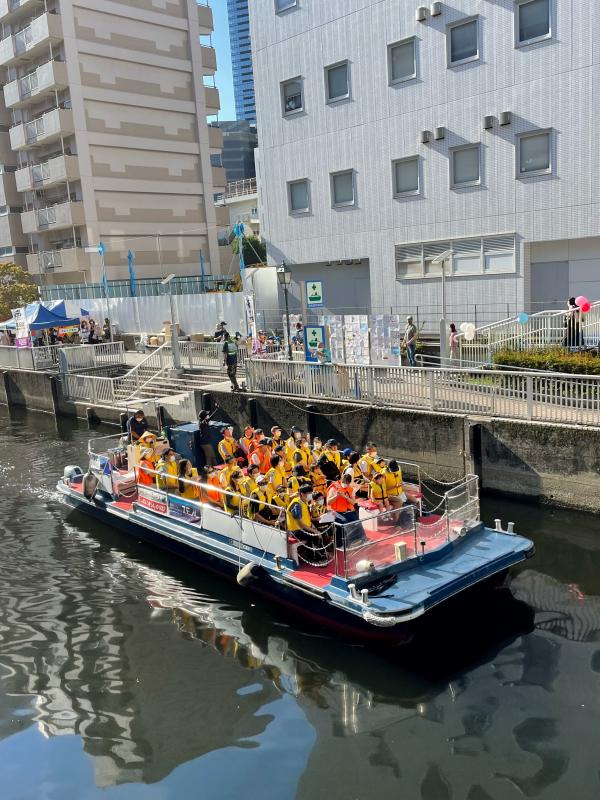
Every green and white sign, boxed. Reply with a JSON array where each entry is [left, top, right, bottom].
[[306, 280, 324, 308]]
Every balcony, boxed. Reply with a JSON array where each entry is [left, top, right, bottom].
[[205, 85, 220, 114], [0, 0, 43, 25], [208, 124, 223, 154], [197, 3, 213, 35], [215, 203, 229, 227], [4, 59, 68, 108], [21, 199, 84, 234], [15, 153, 79, 192], [0, 12, 63, 68], [27, 246, 90, 274], [0, 212, 26, 245], [211, 165, 226, 191], [201, 45, 216, 73], [10, 107, 74, 150]]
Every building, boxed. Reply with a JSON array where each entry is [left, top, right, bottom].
[[251, 0, 599, 325], [212, 120, 257, 184], [0, 0, 227, 285], [227, 0, 255, 124]]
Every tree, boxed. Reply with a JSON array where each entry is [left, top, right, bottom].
[[231, 235, 267, 267], [0, 263, 39, 321]]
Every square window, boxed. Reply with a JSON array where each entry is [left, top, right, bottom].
[[282, 78, 303, 115], [451, 144, 480, 187], [516, 0, 550, 45], [393, 157, 419, 196], [325, 61, 350, 103], [388, 38, 416, 84], [331, 170, 355, 207], [517, 130, 551, 176], [288, 179, 310, 214], [448, 18, 479, 66], [275, 0, 297, 12]]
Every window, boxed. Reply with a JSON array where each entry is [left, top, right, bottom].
[[395, 234, 516, 279], [282, 78, 303, 115], [325, 61, 350, 103], [331, 170, 355, 207], [448, 18, 479, 66], [516, 0, 551, 46], [451, 144, 480, 188], [393, 157, 419, 197], [517, 129, 551, 177], [388, 38, 416, 84], [275, 0, 297, 12], [288, 179, 310, 214]]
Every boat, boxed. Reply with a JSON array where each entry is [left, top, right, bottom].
[[57, 433, 535, 644]]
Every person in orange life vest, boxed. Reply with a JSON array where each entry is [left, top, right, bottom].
[[343, 451, 368, 498], [327, 473, 357, 516], [238, 425, 254, 461], [248, 428, 264, 455], [202, 466, 222, 505], [369, 472, 391, 512], [249, 437, 272, 474], [328, 472, 367, 548], [218, 426, 240, 464], [137, 448, 156, 486], [383, 460, 408, 508]]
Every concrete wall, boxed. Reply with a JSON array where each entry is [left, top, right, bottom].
[[0, 370, 59, 415]]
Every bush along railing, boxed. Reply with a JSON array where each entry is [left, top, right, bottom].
[[493, 347, 600, 375], [245, 357, 600, 427]]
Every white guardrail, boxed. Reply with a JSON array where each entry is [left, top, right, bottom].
[[245, 358, 600, 427], [0, 342, 126, 372]]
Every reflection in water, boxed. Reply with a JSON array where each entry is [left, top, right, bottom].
[[1, 407, 600, 799]]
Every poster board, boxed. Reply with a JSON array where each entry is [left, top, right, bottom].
[[12, 307, 31, 349]]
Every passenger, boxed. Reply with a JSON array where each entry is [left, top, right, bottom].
[[286, 485, 320, 537], [240, 464, 260, 498], [270, 426, 284, 446], [249, 437, 272, 474], [247, 476, 277, 526], [310, 491, 327, 526], [285, 426, 303, 471], [127, 408, 149, 443], [369, 472, 391, 512], [197, 410, 217, 467], [249, 428, 264, 456], [203, 466, 222, 505], [312, 436, 324, 461], [137, 448, 156, 486], [179, 458, 200, 500], [343, 451, 368, 498], [156, 449, 179, 492], [270, 484, 290, 527], [291, 448, 309, 472], [359, 442, 379, 480], [383, 460, 408, 508], [341, 447, 352, 473], [136, 431, 159, 463], [223, 470, 244, 514], [217, 426, 239, 463], [238, 425, 254, 460], [323, 439, 342, 471], [327, 472, 366, 549], [309, 461, 328, 496], [374, 457, 387, 475], [317, 453, 341, 483], [219, 455, 238, 488], [287, 464, 311, 498], [300, 434, 314, 467], [265, 454, 287, 499]]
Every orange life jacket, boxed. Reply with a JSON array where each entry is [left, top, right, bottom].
[[138, 459, 155, 486], [327, 482, 355, 513]]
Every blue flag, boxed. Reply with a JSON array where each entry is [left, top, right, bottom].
[[237, 222, 245, 271], [128, 250, 136, 297], [100, 270, 109, 298]]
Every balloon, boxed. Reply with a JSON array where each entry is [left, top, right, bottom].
[[575, 295, 589, 308], [465, 323, 476, 333], [464, 329, 476, 341], [459, 322, 469, 333], [580, 301, 591, 313], [517, 312, 529, 324]]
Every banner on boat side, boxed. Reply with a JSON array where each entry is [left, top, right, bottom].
[[167, 495, 201, 524], [138, 486, 168, 515]]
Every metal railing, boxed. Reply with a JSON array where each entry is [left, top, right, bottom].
[[58, 341, 125, 372], [246, 357, 600, 427], [0, 344, 34, 369]]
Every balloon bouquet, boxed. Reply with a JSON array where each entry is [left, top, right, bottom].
[[460, 322, 476, 341], [575, 295, 592, 314]]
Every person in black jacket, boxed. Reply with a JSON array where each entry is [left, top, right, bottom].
[[197, 410, 217, 467], [127, 409, 149, 443], [317, 453, 341, 483]]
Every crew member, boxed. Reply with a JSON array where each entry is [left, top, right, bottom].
[[198, 410, 217, 467], [222, 332, 241, 392], [127, 409, 149, 443]]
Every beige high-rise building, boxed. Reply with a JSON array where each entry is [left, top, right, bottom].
[[0, 0, 226, 284]]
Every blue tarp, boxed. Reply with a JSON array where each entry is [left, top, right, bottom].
[[3, 302, 80, 331]]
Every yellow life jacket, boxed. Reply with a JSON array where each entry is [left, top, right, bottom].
[[180, 467, 199, 500], [369, 480, 388, 502], [384, 468, 403, 496], [270, 492, 288, 509], [310, 468, 327, 494], [266, 465, 286, 492], [290, 446, 309, 469], [360, 453, 378, 478], [156, 458, 178, 491], [310, 501, 326, 522], [218, 437, 237, 463], [247, 489, 267, 519], [287, 475, 302, 497], [240, 476, 258, 498], [219, 465, 234, 488], [286, 499, 311, 532], [223, 484, 241, 513]]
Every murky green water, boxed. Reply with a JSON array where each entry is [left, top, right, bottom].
[[1, 406, 599, 799]]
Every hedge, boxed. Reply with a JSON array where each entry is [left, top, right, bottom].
[[492, 347, 600, 375]]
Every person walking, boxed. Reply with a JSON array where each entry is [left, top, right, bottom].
[[402, 316, 418, 367], [213, 320, 228, 342], [102, 318, 112, 342], [222, 332, 242, 392], [448, 323, 459, 363], [564, 298, 583, 349]]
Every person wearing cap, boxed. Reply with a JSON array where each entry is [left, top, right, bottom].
[[402, 315, 418, 367], [340, 447, 353, 473], [213, 320, 228, 342], [222, 331, 242, 392], [323, 439, 342, 470], [197, 409, 217, 467], [127, 408, 149, 443], [217, 426, 238, 463], [137, 448, 156, 486], [383, 460, 408, 508]]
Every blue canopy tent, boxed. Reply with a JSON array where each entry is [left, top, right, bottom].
[[2, 302, 80, 331]]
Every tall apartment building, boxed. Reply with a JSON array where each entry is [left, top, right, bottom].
[[0, 0, 227, 285], [227, 0, 255, 123], [251, 0, 599, 322]]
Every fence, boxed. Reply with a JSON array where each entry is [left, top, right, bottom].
[[0, 342, 126, 372], [40, 275, 240, 302], [245, 357, 600, 427]]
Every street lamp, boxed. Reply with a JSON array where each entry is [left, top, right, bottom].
[[277, 262, 293, 360], [161, 272, 182, 373], [431, 249, 453, 360]]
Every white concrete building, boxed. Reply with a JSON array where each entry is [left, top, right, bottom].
[[251, 0, 600, 327]]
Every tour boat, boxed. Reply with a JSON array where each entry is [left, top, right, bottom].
[[57, 434, 534, 644]]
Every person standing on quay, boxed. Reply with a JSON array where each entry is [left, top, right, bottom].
[[222, 332, 242, 392], [402, 316, 418, 367], [448, 323, 459, 362]]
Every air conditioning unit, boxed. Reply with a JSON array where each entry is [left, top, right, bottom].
[[483, 115, 495, 130], [419, 130, 432, 144], [499, 111, 512, 126], [434, 126, 445, 140], [430, 2, 442, 16], [416, 6, 428, 22]]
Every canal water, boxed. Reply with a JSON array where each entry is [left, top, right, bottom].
[[1, 407, 599, 800]]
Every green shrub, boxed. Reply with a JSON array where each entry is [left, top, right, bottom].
[[492, 347, 600, 375]]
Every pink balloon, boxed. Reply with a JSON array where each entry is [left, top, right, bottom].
[[575, 295, 589, 308], [580, 301, 591, 313]]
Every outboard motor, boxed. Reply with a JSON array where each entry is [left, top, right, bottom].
[[63, 465, 83, 486], [82, 470, 99, 500]]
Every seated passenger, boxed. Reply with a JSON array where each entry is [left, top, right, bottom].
[[343, 451, 368, 497], [312, 436, 324, 461], [383, 460, 407, 508], [301, 435, 315, 468], [137, 448, 156, 486], [178, 458, 200, 500], [219, 455, 238, 488], [309, 462, 327, 496], [323, 439, 342, 471], [359, 442, 379, 480], [287, 465, 311, 498], [248, 429, 264, 456], [317, 453, 341, 483], [202, 466, 222, 505], [249, 437, 272, 474], [341, 447, 352, 473], [223, 470, 244, 515], [270, 426, 284, 447], [288, 485, 331, 566], [369, 472, 391, 512], [310, 491, 328, 527], [156, 448, 179, 492], [238, 425, 254, 460], [135, 431, 159, 464], [265, 454, 286, 499], [240, 464, 260, 498], [247, 477, 277, 526]]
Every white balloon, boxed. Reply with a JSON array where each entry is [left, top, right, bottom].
[[459, 322, 469, 333], [464, 329, 476, 341], [465, 323, 476, 333]]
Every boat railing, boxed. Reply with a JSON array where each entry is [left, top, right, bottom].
[[443, 475, 480, 540]]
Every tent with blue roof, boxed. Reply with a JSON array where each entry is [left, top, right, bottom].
[[1, 302, 80, 331]]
